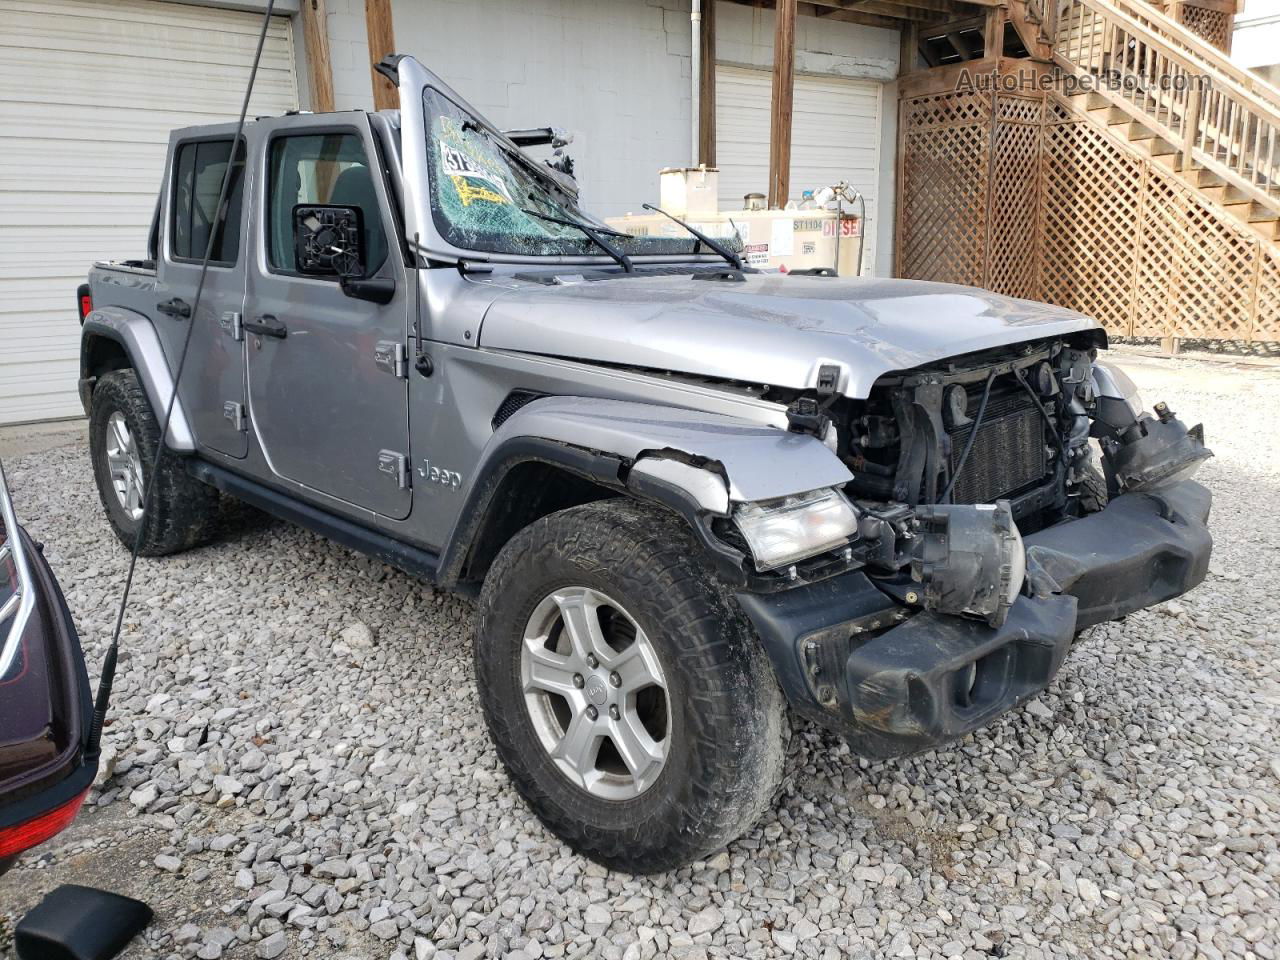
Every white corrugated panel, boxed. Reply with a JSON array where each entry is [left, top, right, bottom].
[[0, 0, 298, 425], [715, 65, 882, 274]]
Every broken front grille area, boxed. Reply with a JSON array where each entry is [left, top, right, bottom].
[[947, 383, 1048, 505]]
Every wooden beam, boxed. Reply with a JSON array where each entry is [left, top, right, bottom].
[[364, 0, 397, 111], [700, 0, 717, 167], [300, 0, 334, 113], [809, 5, 908, 28], [768, 0, 797, 208], [983, 5, 1003, 58]]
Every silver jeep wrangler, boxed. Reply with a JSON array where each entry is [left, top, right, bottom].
[[78, 56, 1212, 873]]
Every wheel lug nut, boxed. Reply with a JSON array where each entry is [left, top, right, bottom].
[[609, 672, 621, 687], [573, 674, 585, 689], [586, 654, 598, 669], [609, 705, 620, 721], [586, 705, 598, 721]]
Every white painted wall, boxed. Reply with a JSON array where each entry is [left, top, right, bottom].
[[325, 0, 899, 272], [1233, 0, 1280, 82]]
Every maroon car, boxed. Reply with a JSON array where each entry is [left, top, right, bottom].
[[0, 460, 96, 875]]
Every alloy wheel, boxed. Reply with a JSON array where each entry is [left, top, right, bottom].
[[105, 411, 145, 522], [520, 586, 670, 801]]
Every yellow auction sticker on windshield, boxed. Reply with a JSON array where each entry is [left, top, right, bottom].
[[438, 117, 511, 206]]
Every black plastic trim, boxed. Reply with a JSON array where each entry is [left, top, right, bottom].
[[436, 437, 626, 586], [734, 480, 1212, 758], [186, 461, 441, 583]]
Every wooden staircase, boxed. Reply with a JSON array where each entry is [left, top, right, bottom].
[[1051, 0, 1280, 247], [895, 0, 1280, 342]]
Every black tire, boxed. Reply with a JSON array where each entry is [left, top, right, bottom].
[[89, 369, 219, 556], [1078, 451, 1110, 515], [474, 499, 788, 873]]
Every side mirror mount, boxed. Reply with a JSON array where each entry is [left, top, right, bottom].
[[340, 275, 396, 305], [293, 204, 365, 278]]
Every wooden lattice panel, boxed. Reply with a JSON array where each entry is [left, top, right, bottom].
[[1160, 169, 1257, 338], [1133, 168, 1180, 337], [895, 80, 1279, 342], [1039, 101, 1143, 337], [902, 91, 991, 131], [1178, 4, 1233, 52], [1251, 250, 1280, 341], [986, 96, 1043, 301], [899, 93, 992, 286]]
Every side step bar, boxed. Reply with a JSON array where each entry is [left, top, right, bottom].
[[186, 460, 444, 586]]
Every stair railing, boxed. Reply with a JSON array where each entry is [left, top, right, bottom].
[[1053, 0, 1280, 212]]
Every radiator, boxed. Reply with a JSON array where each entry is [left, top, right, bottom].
[[948, 388, 1048, 504]]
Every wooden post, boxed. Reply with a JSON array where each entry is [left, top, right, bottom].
[[984, 5, 1003, 59], [699, 0, 717, 167], [364, 0, 398, 111], [300, 0, 335, 113], [899, 22, 919, 75], [1181, 82, 1203, 170], [768, 0, 797, 208]]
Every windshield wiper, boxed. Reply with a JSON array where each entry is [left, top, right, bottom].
[[522, 207, 634, 273], [641, 203, 743, 271]]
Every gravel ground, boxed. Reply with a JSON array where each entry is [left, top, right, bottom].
[[1, 351, 1277, 960]]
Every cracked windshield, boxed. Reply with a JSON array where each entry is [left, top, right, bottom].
[[424, 88, 736, 259]]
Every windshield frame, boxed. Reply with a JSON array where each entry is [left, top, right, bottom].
[[411, 82, 733, 268]]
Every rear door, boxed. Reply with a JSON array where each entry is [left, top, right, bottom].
[[244, 114, 411, 519], [156, 134, 249, 458]]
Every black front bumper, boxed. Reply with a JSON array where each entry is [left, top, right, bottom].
[[737, 480, 1212, 759]]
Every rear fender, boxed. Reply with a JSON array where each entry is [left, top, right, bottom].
[[80, 308, 195, 453]]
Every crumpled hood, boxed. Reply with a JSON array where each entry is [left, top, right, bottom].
[[477, 273, 1099, 398]]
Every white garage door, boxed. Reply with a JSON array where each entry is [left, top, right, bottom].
[[715, 65, 883, 274], [0, 0, 299, 426]]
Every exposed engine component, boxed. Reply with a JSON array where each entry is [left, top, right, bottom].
[[910, 500, 1026, 628]]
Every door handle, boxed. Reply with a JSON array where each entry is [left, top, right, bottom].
[[156, 297, 191, 319], [242, 315, 288, 339]]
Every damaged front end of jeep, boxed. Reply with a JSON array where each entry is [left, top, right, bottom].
[[629, 333, 1214, 759]]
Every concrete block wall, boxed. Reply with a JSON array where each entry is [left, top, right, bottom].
[[324, 0, 378, 112], [325, 0, 899, 270], [384, 0, 694, 219]]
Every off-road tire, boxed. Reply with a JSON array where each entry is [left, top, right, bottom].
[[474, 499, 788, 873], [89, 369, 219, 556], [1078, 448, 1110, 515]]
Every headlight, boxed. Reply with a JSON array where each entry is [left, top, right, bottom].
[[734, 487, 858, 571], [911, 501, 1025, 628]]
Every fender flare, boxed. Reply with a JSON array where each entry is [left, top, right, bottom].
[[80, 308, 196, 453], [437, 395, 852, 586]]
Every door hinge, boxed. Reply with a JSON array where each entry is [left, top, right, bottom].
[[374, 340, 408, 378], [377, 450, 411, 490], [222, 401, 247, 432], [220, 311, 244, 341]]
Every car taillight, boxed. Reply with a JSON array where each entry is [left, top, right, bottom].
[[0, 789, 88, 859], [77, 284, 92, 324]]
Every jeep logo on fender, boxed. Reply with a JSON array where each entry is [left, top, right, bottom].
[[417, 459, 462, 490]]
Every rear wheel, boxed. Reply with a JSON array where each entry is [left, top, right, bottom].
[[89, 369, 219, 555], [474, 499, 787, 873]]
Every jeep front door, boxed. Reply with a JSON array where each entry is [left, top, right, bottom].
[[245, 117, 411, 519]]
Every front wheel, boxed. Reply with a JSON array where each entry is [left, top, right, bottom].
[[474, 499, 787, 873]]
